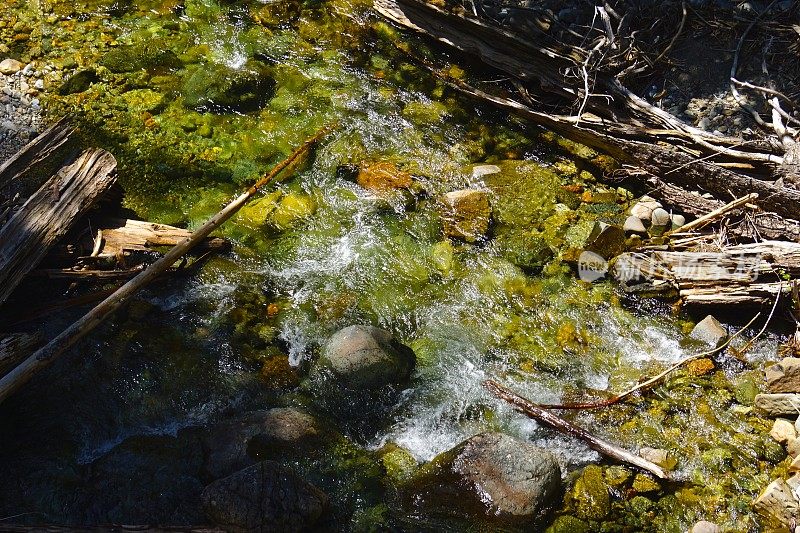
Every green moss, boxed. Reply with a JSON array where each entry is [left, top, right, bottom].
[[269, 193, 317, 230], [547, 515, 590, 533], [101, 38, 183, 72], [569, 465, 611, 521], [378, 443, 418, 484]]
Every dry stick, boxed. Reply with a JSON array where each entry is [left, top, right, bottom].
[[665, 192, 758, 236], [484, 379, 668, 479], [0, 126, 331, 404], [652, 0, 686, 65], [529, 312, 761, 411]]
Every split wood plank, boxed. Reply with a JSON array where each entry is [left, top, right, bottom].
[[0, 148, 117, 306]]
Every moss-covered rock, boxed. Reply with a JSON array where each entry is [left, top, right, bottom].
[[269, 193, 317, 230], [546, 515, 590, 533], [377, 443, 418, 484], [57, 69, 99, 95], [182, 59, 276, 113], [440, 189, 491, 243], [569, 465, 611, 520], [101, 38, 183, 72]]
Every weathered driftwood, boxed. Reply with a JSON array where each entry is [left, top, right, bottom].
[[375, 0, 800, 220], [484, 379, 668, 479], [42, 218, 230, 269], [643, 176, 800, 242], [0, 148, 117, 307], [613, 241, 800, 305], [0, 127, 329, 404], [98, 218, 231, 256], [0, 332, 42, 377]]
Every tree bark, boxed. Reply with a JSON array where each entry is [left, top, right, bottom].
[[0, 116, 74, 192], [0, 333, 42, 377], [0, 148, 117, 307]]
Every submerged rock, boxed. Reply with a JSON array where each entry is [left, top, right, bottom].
[[408, 432, 561, 524], [101, 39, 182, 72], [57, 69, 99, 95], [182, 60, 275, 113], [356, 161, 412, 193], [202, 461, 328, 532], [309, 325, 415, 391], [440, 189, 491, 243], [201, 408, 325, 479], [766, 357, 800, 393]]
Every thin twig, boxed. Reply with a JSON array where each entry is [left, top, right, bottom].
[[653, 1, 687, 65]]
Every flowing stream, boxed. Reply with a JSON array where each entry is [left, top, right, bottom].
[[0, 0, 789, 530]]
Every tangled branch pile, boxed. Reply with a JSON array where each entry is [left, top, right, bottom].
[[376, 0, 800, 239]]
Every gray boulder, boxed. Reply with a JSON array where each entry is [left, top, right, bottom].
[[202, 408, 325, 479], [689, 315, 728, 348], [650, 207, 671, 227], [623, 215, 647, 235], [408, 432, 561, 524], [310, 325, 415, 391], [202, 461, 328, 532]]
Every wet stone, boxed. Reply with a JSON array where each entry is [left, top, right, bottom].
[[201, 408, 325, 480], [584, 221, 625, 260], [440, 189, 491, 243], [623, 215, 647, 235], [201, 461, 328, 533], [689, 315, 728, 348], [766, 357, 800, 393], [408, 432, 561, 524]]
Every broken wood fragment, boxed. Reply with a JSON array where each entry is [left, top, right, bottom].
[[0, 148, 117, 307], [484, 379, 668, 479]]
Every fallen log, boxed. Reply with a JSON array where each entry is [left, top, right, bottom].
[[484, 379, 668, 479], [0, 116, 74, 191], [613, 241, 800, 305], [0, 148, 117, 307], [0, 126, 330, 404], [0, 332, 42, 377], [42, 218, 231, 268]]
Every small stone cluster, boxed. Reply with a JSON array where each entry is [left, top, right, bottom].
[[624, 195, 685, 239], [753, 357, 800, 527], [0, 57, 43, 161]]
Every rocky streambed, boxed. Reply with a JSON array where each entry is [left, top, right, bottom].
[[0, 0, 797, 530]]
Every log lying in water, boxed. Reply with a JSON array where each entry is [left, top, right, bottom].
[[0, 148, 117, 307], [41, 218, 231, 272], [613, 241, 800, 306], [0, 332, 42, 377]]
